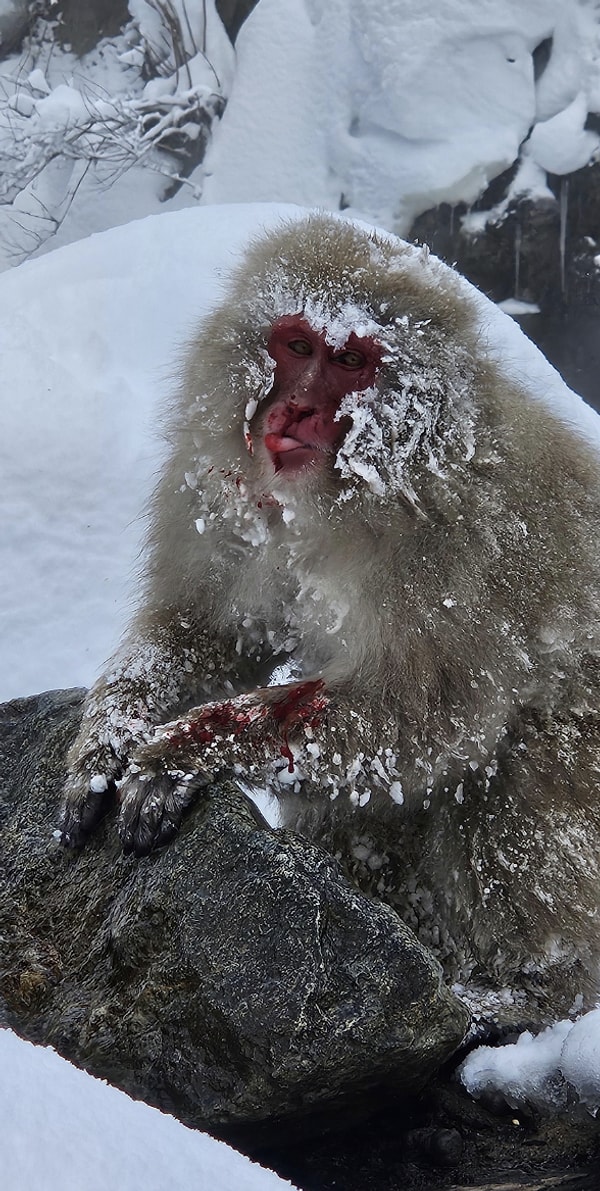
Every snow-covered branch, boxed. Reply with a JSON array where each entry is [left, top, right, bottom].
[[0, 0, 233, 263]]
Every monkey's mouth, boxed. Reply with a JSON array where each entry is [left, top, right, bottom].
[[263, 432, 324, 473], [264, 433, 314, 454]]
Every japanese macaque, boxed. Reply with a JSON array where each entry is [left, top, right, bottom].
[[61, 213, 600, 1023]]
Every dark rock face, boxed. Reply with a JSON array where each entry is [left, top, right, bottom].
[[410, 161, 600, 412], [51, 0, 130, 55], [0, 0, 30, 55], [215, 0, 259, 41], [0, 689, 467, 1140]]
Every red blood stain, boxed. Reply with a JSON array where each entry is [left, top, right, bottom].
[[270, 679, 327, 772], [161, 680, 328, 773], [164, 699, 266, 750]]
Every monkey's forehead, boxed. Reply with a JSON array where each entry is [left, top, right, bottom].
[[229, 213, 478, 343], [273, 298, 385, 350]]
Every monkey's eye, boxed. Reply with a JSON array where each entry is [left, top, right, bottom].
[[333, 349, 366, 369], [287, 338, 313, 356]]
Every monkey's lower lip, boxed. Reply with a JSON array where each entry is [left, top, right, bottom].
[[264, 433, 312, 454]]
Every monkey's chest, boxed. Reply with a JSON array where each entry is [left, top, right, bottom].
[[224, 540, 358, 681], [231, 610, 342, 680], [229, 579, 349, 680]]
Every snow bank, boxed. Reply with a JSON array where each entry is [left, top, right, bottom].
[[0, 202, 300, 702], [1, 201, 597, 705], [199, 0, 600, 231], [0, 1029, 296, 1191], [2, 1, 598, 262]]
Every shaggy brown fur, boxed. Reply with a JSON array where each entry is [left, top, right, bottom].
[[62, 214, 600, 1023]]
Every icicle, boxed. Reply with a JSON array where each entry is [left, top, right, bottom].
[[514, 220, 522, 299], [559, 177, 569, 296]]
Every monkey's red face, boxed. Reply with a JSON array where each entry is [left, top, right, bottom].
[[261, 316, 381, 474]]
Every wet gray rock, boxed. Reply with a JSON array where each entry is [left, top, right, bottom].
[[410, 160, 600, 413], [0, 689, 468, 1139], [215, 0, 259, 41], [0, 0, 29, 55]]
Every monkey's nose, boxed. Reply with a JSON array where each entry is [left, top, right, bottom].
[[284, 400, 316, 427]]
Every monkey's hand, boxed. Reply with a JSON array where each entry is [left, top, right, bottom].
[[117, 681, 328, 856], [60, 680, 162, 848], [59, 614, 216, 850], [60, 721, 146, 848]]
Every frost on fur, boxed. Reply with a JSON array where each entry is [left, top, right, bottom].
[[61, 213, 600, 1025]]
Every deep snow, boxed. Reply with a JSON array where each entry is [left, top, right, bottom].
[[1, 1, 598, 263], [198, 0, 600, 231], [0, 1028, 297, 1191]]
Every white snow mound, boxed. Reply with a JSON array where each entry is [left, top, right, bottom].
[[0, 1028, 297, 1191]]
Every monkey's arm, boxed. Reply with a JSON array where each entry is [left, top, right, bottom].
[[60, 610, 227, 847], [116, 681, 329, 855]]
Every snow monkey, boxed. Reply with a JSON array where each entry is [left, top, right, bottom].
[[61, 213, 600, 1022]]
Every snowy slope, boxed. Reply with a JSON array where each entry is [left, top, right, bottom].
[[0, 203, 301, 700], [0, 1029, 297, 1191]]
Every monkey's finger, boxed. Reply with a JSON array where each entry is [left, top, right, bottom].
[[118, 774, 196, 857], [118, 776, 166, 855], [59, 782, 110, 849]]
